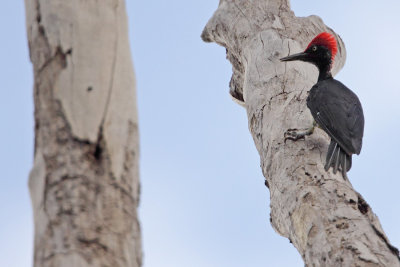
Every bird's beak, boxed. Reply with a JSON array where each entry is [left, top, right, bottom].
[[280, 52, 308, 62]]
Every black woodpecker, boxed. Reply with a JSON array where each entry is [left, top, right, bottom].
[[280, 32, 364, 179]]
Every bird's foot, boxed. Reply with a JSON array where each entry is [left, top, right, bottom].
[[284, 126, 314, 143], [284, 128, 306, 142]]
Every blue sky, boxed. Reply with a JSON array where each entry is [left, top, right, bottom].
[[1, 1, 399, 266]]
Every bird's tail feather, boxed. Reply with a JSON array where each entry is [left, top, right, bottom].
[[324, 140, 352, 179]]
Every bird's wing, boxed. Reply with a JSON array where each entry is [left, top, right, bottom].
[[307, 79, 364, 155]]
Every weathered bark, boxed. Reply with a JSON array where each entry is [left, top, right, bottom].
[[202, 0, 400, 266], [25, 0, 142, 266]]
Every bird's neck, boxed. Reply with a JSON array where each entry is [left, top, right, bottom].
[[317, 65, 332, 81]]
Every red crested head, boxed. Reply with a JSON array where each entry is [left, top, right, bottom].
[[306, 32, 338, 62], [280, 31, 339, 80]]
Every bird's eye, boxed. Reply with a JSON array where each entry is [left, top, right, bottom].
[[312, 46, 317, 52]]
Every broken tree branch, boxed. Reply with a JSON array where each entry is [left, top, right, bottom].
[[202, 0, 399, 265]]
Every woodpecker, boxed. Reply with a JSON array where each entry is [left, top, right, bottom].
[[280, 32, 364, 178]]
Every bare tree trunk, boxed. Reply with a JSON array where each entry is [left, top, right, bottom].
[[202, 0, 400, 266], [25, 0, 141, 266]]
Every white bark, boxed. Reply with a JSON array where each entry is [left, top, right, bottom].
[[202, 0, 400, 266], [25, 0, 142, 266]]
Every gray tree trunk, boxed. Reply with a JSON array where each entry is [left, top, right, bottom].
[[202, 0, 400, 266], [25, 0, 142, 266]]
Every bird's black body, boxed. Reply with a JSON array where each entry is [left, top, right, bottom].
[[307, 78, 364, 176], [280, 32, 365, 178]]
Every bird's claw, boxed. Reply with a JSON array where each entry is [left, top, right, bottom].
[[284, 128, 306, 143]]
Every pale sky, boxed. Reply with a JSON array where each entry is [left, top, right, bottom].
[[1, 1, 399, 266]]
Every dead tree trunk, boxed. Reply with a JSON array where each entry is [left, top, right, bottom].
[[25, 0, 142, 266], [202, 0, 400, 266]]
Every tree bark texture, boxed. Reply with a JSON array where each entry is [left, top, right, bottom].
[[202, 0, 400, 266], [25, 0, 142, 266]]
